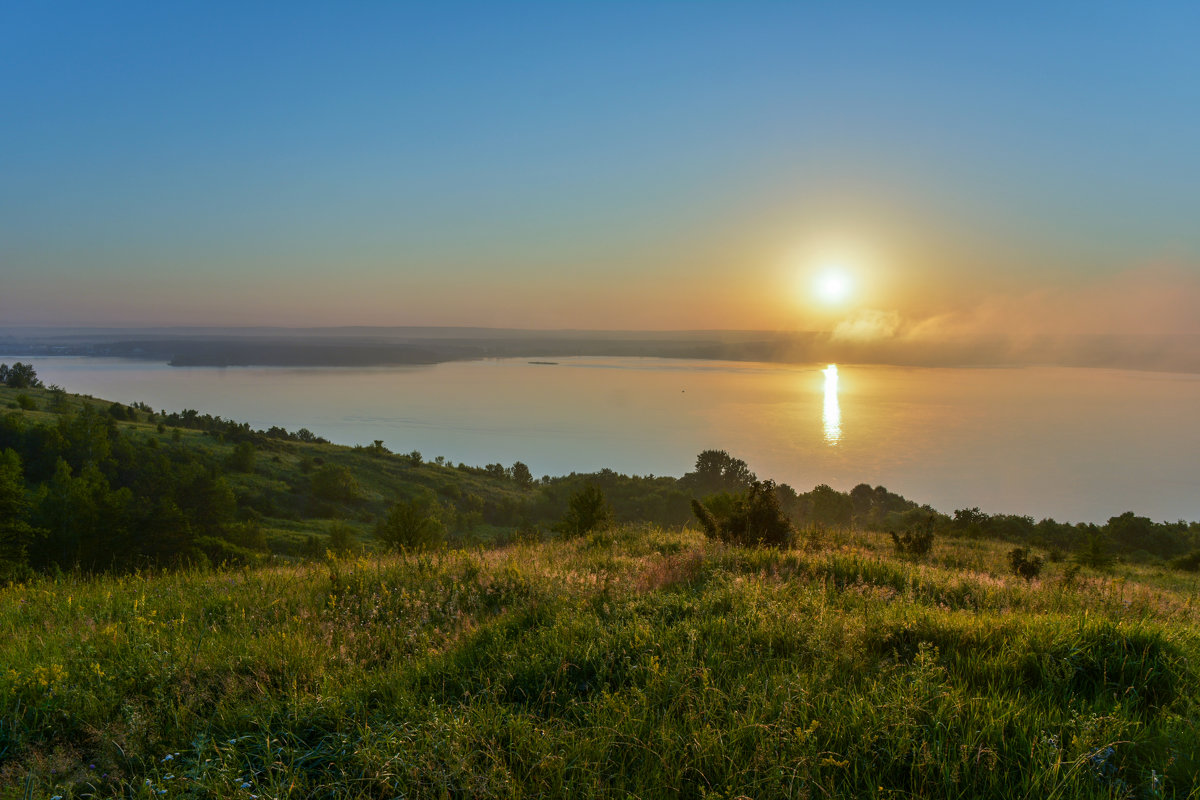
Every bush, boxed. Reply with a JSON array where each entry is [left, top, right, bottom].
[[890, 518, 935, 557], [691, 480, 792, 547], [1008, 547, 1044, 581], [327, 521, 359, 555], [377, 492, 446, 551], [558, 483, 614, 537], [1170, 550, 1200, 572], [310, 464, 360, 504], [226, 441, 256, 473], [1076, 531, 1113, 570]]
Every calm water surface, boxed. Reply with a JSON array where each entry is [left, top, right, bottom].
[[22, 356, 1200, 523]]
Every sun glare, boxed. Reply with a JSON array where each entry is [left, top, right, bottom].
[[815, 267, 852, 305]]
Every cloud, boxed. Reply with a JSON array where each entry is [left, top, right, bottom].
[[903, 264, 1200, 340], [810, 264, 1200, 372], [830, 309, 901, 341]]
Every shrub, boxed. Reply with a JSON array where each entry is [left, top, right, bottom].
[[15, 394, 36, 411], [377, 492, 446, 551], [1008, 547, 1044, 581], [558, 483, 615, 537], [890, 518, 935, 557], [1170, 550, 1200, 572], [327, 521, 359, 555], [226, 441, 256, 473], [311, 464, 360, 504], [691, 480, 793, 547], [1076, 531, 1113, 570]]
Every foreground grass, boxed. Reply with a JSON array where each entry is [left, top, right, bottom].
[[2, 527, 1198, 798]]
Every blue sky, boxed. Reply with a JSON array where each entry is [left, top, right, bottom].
[[2, 2, 1198, 329]]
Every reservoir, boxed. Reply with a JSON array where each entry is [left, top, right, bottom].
[[18, 356, 1200, 523]]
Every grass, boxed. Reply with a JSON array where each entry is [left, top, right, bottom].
[[2, 526, 1198, 798]]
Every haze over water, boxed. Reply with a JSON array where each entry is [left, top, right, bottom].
[[24, 356, 1200, 524]]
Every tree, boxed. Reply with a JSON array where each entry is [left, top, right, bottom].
[[808, 484, 853, 527], [850, 483, 876, 523], [226, 441, 256, 473], [510, 461, 534, 488], [0, 449, 37, 579], [1077, 530, 1113, 570], [377, 492, 446, 550], [310, 464, 360, 504], [684, 450, 756, 494], [558, 483, 614, 537], [952, 507, 988, 537], [0, 362, 43, 389]]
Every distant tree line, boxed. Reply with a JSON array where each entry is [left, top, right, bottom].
[[155, 407, 329, 445]]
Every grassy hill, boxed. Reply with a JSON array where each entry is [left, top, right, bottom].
[[3, 525, 1198, 798], [3, 375, 1200, 796]]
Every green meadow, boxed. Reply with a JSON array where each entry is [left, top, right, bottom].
[[3, 525, 1198, 798], [3, 374, 1200, 797]]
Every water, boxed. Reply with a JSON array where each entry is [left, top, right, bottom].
[[17, 356, 1200, 523]]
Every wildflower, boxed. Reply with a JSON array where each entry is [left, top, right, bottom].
[[162, 753, 174, 762]]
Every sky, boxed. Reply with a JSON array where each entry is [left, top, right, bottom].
[[2, 2, 1199, 332]]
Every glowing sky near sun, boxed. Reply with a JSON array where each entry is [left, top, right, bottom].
[[1, 3, 1198, 332]]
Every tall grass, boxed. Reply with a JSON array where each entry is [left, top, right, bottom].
[[2, 528, 1198, 798]]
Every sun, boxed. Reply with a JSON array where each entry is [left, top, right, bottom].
[[814, 266, 853, 305]]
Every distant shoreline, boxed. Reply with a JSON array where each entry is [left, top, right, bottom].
[[2, 328, 1199, 373]]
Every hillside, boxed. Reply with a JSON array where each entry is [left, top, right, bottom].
[[4, 370, 1200, 796], [3, 525, 1199, 798], [3, 374, 1199, 581]]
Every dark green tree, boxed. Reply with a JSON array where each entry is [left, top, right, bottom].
[[0, 448, 37, 579], [310, 464, 360, 504], [808, 484, 853, 527], [226, 441, 257, 473], [952, 507, 989, 537], [1077, 530, 1114, 570], [0, 362, 43, 389], [377, 491, 446, 551], [510, 461, 534, 488], [558, 483, 614, 537], [684, 450, 756, 495]]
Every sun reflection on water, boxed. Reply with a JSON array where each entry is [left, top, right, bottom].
[[823, 364, 841, 445]]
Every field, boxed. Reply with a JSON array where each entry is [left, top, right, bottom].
[[3, 525, 1198, 799]]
